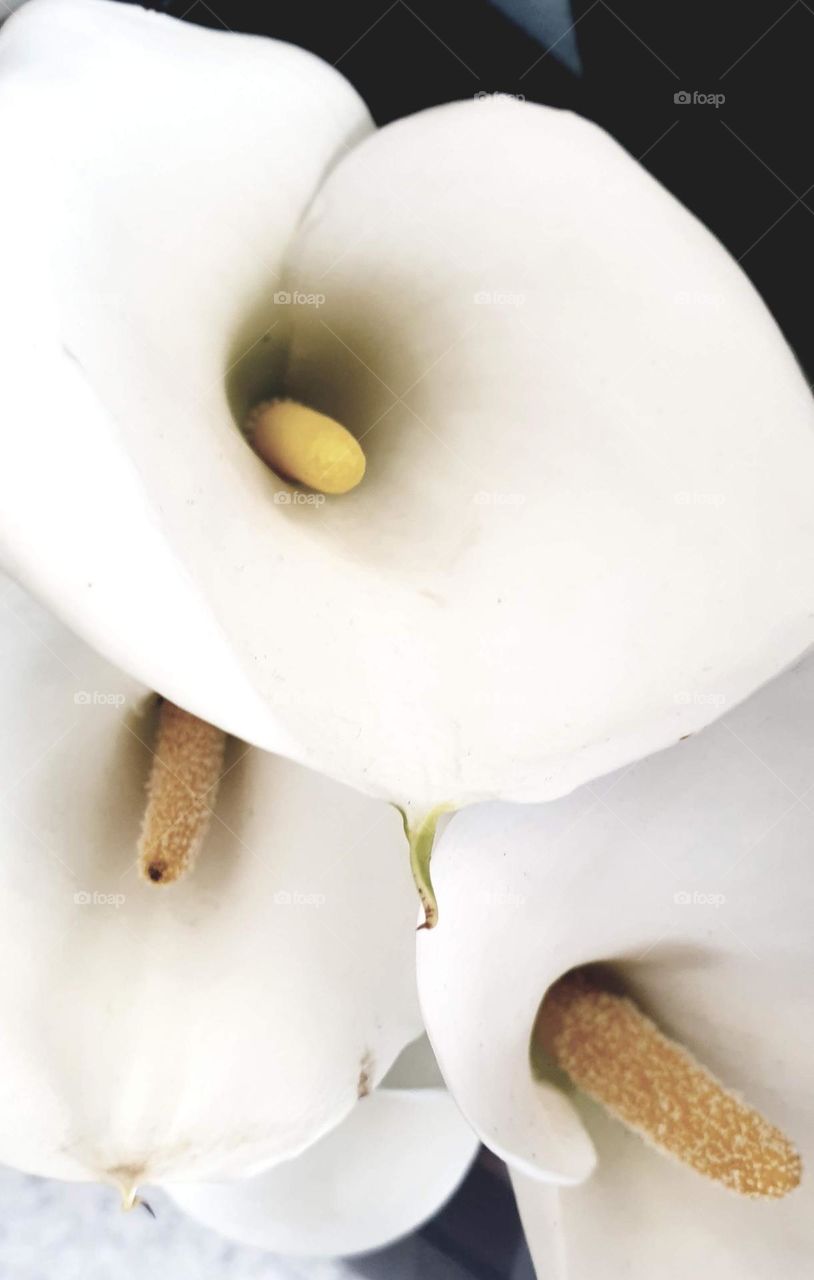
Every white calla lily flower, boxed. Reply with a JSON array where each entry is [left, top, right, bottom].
[[417, 648, 814, 1269], [0, 576, 422, 1200], [2, 0, 814, 874], [167, 1036, 479, 1256]]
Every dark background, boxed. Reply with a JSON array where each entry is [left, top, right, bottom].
[[122, 0, 814, 384]]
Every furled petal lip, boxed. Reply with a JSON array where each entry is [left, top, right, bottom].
[[417, 649, 814, 1190], [4, 0, 814, 816], [510, 1091, 813, 1280]]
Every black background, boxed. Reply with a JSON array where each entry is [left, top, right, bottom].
[[121, 0, 814, 384]]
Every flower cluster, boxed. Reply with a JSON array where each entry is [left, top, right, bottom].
[[1, 1, 813, 1274]]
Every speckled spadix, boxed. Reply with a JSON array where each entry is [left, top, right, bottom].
[[137, 699, 226, 885], [536, 968, 801, 1199], [247, 399, 366, 495]]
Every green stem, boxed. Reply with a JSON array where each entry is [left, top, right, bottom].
[[397, 804, 454, 930]]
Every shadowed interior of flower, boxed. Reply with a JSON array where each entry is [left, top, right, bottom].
[[136, 396, 370, 891], [533, 966, 801, 1200]]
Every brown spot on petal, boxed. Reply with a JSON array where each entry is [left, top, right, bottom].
[[357, 1051, 374, 1099]]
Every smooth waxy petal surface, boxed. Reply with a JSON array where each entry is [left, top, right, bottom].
[[0, 577, 421, 1187], [168, 1052, 478, 1257]]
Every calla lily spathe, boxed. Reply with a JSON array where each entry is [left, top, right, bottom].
[[0, 575, 422, 1195], [417, 647, 814, 1274], [167, 1036, 479, 1256], [2, 0, 814, 821]]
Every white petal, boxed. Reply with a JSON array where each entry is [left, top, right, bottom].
[[168, 1083, 478, 1257], [513, 1095, 813, 1278], [264, 99, 814, 808], [509, 1170, 567, 1278], [4, 9, 814, 812], [0, 0, 370, 757], [415, 803, 598, 1183], [417, 649, 814, 1183], [0, 576, 421, 1188]]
